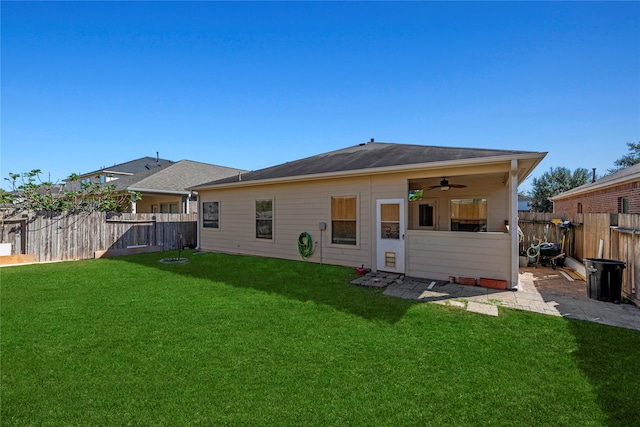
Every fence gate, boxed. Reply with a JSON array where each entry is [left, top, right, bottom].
[[0, 218, 27, 256]]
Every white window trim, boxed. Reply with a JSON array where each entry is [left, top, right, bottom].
[[255, 198, 275, 242], [202, 200, 221, 231]]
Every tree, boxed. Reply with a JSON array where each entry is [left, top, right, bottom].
[[0, 188, 13, 205], [529, 166, 590, 212], [608, 141, 640, 174], [3, 169, 140, 213]]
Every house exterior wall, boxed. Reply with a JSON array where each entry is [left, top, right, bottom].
[[199, 176, 373, 269], [406, 231, 511, 282], [65, 173, 129, 192], [518, 199, 532, 211], [553, 181, 640, 215], [136, 195, 188, 213], [198, 167, 516, 286]]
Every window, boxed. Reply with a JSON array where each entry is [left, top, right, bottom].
[[380, 203, 400, 239], [331, 196, 357, 245], [577, 202, 583, 214], [202, 201, 219, 228], [409, 199, 437, 230], [419, 204, 434, 227], [256, 199, 273, 239], [160, 203, 179, 213], [619, 197, 629, 213], [450, 198, 487, 232]]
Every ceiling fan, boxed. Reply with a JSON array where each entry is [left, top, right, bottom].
[[426, 177, 467, 191]]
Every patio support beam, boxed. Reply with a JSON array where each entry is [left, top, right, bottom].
[[510, 159, 519, 289]]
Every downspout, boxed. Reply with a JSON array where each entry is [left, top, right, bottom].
[[510, 159, 519, 290], [195, 192, 201, 250]]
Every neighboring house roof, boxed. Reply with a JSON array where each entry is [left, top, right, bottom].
[[192, 141, 546, 189], [551, 163, 640, 200], [68, 156, 176, 180], [110, 160, 246, 195]]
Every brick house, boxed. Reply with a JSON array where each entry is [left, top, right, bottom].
[[551, 163, 640, 215]]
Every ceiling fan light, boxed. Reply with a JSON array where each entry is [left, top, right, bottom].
[[440, 185, 450, 191]]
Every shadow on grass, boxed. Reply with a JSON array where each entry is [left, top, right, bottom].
[[527, 269, 640, 427], [565, 316, 640, 426], [98, 251, 640, 424], [119, 250, 417, 325]]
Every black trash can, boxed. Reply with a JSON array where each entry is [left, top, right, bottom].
[[583, 258, 626, 303]]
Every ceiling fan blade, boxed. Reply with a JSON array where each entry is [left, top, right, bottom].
[[425, 178, 467, 190]]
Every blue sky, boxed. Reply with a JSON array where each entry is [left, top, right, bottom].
[[2, 1, 639, 193]]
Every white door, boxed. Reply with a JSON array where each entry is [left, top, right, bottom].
[[376, 199, 405, 274]]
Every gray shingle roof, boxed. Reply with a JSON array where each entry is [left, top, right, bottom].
[[109, 160, 246, 193], [81, 156, 176, 177], [195, 141, 542, 188]]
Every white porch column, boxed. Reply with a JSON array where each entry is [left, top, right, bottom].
[[130, 201, 137, 214], [510, 159, 519, 289]]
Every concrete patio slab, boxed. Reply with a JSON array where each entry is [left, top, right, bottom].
[[467, 301, 499, 317], [351, 268, 640, 330]]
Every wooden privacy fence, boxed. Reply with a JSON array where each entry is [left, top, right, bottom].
[[518, 211, 639, 304], [611, 214, 640, 305], [0, 211, 197, 263]]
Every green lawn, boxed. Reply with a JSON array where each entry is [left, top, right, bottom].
[[2, 251, 639, 426]]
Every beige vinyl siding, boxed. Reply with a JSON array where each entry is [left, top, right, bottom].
[[484, 177, 509, 232], [406, 230, 511, 284], [199, 176, 373, 268], [198, 162, 517, 280]]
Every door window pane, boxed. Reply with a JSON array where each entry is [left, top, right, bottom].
[[381, 203, 400, 239]]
